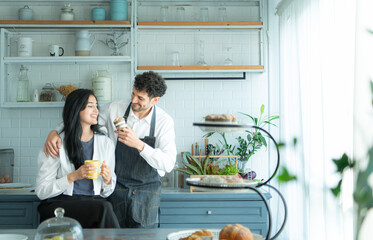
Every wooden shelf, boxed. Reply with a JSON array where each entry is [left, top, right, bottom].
[[138, 21, 262, 26], [0, 20, 131, 28], [137, 65, 264, 71]]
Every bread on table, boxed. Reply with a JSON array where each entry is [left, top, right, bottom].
[[180, 230, 213, 240], [219, 224, 253, 240]]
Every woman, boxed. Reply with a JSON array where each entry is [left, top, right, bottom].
[[35, 89, 119, 228]]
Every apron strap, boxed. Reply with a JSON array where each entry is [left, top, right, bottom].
[[123, 102, 156, 138]]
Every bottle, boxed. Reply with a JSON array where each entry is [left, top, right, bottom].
[[16, 65, 30, 102], [60, 4, 74, 21]]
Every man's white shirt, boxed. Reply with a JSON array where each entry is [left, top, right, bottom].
[[99, 100, 177, 176]]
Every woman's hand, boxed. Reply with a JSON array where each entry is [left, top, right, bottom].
[[100, 161, 112, 185], [67, 164, 98, 184]]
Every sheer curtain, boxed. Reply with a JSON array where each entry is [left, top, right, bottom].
[[275, 0, 355, 239]]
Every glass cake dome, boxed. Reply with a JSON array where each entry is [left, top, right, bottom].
[[34, 207, 83, 240]]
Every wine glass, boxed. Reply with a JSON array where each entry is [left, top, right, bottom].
[[223, 46, 233, 65]]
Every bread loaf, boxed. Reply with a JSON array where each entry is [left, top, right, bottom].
[[219, 224, 253, 240], [180, 230, 213, 240]]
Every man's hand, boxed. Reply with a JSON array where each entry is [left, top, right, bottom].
[[67, 164, 98, 184], [115, 126, 145, 152], [100, 161, 112, 185], [44, 130, 61, 159]]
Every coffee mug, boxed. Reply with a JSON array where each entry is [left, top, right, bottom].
[[84, 160, 100, 179], [49, 45, 64, 57]]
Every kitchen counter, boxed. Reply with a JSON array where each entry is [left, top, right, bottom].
[[0, 228, 189, 240]]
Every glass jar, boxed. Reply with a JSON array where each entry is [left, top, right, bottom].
[[16, 65, 30, 102], [39, 83, 57, 102], [60, 4, 74, 21], [35, 208, 84, 240]]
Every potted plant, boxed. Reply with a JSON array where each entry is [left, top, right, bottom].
[[205, 104, 279, 179]]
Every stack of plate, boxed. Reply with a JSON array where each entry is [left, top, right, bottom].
[[0, 183, 33, 193]]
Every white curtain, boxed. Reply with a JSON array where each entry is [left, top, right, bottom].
[[275, 0, 355, 239]]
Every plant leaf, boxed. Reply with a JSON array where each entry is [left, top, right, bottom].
[[260, 104, 265, 115], [187, 155, 203, 172], [277, 166, 297, 182], [332, 153, 352, 173], [175, 168, 194, 175], [331, 179, 342, 197]]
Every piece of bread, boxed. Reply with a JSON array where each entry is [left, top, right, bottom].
[[180, 230, 213, 240], [204, 114, 237, 122], [219, 224, 253, 240], [113, 117, 124, 124]]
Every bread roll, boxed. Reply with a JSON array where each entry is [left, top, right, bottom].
[[219, 224, 253, 240], [180, 230, 213, 240]]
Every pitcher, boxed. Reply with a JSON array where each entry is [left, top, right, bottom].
[[75, 30, 95, 56]]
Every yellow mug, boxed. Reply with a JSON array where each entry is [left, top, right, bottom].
[[84, 160, 100, 179]]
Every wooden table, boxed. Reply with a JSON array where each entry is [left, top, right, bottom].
[[0, 228, 186, 240]]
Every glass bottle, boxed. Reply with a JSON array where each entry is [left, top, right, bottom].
[[60, 3, 74, 21], [16, 65, 30, 102]]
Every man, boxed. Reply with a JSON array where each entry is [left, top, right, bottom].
[[44, 71, 177, 228]]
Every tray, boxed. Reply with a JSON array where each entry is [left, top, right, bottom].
[[193, 122, 252, 133], [186, 177, 258, 188], [166, 229, 264, 240], [0, 183, 32, 189]]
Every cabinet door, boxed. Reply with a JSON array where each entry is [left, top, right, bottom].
[[0, 202, 33, 228], [160, 200, 268, 235]]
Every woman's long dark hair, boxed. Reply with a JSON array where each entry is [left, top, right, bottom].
[[61, 89, 103, 170]]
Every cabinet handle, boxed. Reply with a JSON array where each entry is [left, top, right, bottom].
[[206, 210, 212, 215]]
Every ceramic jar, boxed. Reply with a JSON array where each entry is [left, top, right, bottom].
[[17, 37, 33, 57], [110, 0, 128, 20], [92, 70, 112, 101], [75, 30, 95, 56], [18, 5, 33, 20], [92, 8, 106, 21], [60, 4, 74, 21]]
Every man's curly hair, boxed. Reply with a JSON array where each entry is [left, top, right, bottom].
[[134, 71, 167, 98]]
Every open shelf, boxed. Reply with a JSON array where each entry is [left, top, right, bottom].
[[4, 56, 132, 64], [137, 21, 263, 29], [0, 20, 131, 28], [137, 65, 264, 71]]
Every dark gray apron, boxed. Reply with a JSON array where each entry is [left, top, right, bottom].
[[108, 103, 161, 228]]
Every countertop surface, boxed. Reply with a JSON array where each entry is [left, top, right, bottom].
[[0, 228, 194, 240]]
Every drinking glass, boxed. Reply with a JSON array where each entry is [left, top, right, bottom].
[[176, 7, 185, 21], [160, 6, 168, 22], [196, 40, 208, 66], [172, 51, 180, 66], [218, 7, 227, 22], [200, 7, 209, 22], [223, 46, 233, 65]]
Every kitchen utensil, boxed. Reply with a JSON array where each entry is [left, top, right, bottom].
[[218, 7, 227, 21], [17, 65, 30, 102], [160, 6, 168, 22], [17, 37, 33, 57], [35, 208, 84, 240], [110, 0, 128, 20], [39, 83, 57, 102], [0, 234, 28, 240], [200, 7, 209, 22], [60, 3, 74, 20], [49, 45, 64, 57], [92, 8, 106, 20], [176, 7, 185, 21], [18, 5, 33, 20], [75, 30, 95, 56], [92, 70, 112, 101]]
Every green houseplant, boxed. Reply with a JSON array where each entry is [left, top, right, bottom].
[[205, 105, 279, 175]]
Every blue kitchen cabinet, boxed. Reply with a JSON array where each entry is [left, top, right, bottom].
[[160, 189, 271, 236], [0, 194, 40, 229]]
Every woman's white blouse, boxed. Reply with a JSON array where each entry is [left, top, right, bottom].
[[35, 133, 116, 200]]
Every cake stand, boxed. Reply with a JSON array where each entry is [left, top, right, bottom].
[[187, 122, 287, 240]]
